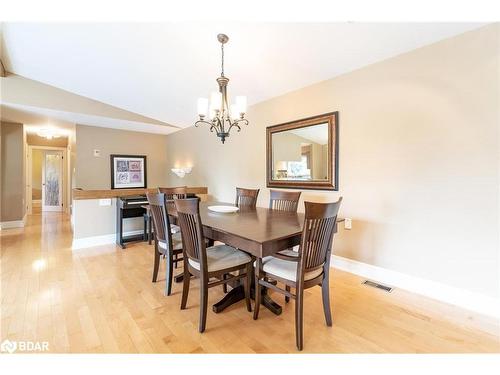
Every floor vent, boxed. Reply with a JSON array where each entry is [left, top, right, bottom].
[[362, 280, 393, 293]]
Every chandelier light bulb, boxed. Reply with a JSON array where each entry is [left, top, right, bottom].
[[235, 96, 247, 114], [197, 98, 208, 117]]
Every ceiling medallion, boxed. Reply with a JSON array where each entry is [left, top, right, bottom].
[[195, 34, 248, 144]]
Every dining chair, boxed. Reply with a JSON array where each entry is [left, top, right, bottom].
[[254, 198, 342, 350], [175, 198, 253, 333], [269, 189, 302, 212], [158, 186, 188, 199], [221, 186, 260, 293], [235, 187, 260, 208], [146, 192, 184, 296], [156, 186, 188, 266], [269, 189, 302, 302]]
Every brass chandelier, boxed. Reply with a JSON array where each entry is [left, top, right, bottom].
[[195, 33, 248, 144]]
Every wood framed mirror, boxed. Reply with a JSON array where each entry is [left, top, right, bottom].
[[266, 112, 338, 190]]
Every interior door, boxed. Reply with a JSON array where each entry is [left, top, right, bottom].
[[42, 150, 63, 212]]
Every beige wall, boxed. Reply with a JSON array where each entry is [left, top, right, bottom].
[[166, 24, 499, 299], [75, 125, 168, 189], [72, 198, 144, 239], [72, 125, 168, 239], [1, 121, 25, 222]]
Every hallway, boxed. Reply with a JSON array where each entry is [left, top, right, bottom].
[[1, 213, 499, 353]]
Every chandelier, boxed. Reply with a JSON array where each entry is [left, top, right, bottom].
[[195, 34, 248, 144]]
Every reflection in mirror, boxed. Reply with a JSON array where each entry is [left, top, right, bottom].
[[272, 123, 329, 181]]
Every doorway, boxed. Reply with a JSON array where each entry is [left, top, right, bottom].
[[28, 146, 68, 214], [41, 150, 64, 212]]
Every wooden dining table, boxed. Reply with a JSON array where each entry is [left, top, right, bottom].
[[166, 201, 342, 315]]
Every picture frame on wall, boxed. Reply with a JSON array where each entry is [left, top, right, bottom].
[[110, 154, 147, 189]]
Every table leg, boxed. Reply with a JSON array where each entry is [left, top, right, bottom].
[[212, 283, 283, 315], [212, 285, 245, 313]]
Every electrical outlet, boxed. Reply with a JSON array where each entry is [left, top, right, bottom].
[[99, 199, 112, 206], [344, 218, 352, 230]]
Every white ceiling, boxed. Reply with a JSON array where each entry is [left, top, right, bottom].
[[1, 22, 485, 132]]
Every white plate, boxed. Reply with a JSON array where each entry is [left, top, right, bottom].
[[208, 205, 239, 213]]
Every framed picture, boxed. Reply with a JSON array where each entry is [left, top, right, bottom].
[[110, 154, 147, 189]]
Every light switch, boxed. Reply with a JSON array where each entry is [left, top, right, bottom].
[[93, 149, 101, 157], [99, 199, 112, 206], [344, 218, 352, 230]]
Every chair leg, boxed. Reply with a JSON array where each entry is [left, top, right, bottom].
[[253, 259, 262, 320], [321, 276, 333, 326], [152, 241, 160, 282], [244, 264, 252, 312], [222, 273, 228, 293], [199, 277, 208, 333], [295, 286, 304, 351], [285, 285, 291, 303], [148, 216, 153, 245], [165, 250, 173, 296], [180, 261, 190, 310]]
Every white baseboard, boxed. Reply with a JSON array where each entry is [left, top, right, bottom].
[[0, 214, 27, 229], [72, 230, 144, 250], [331, 255, 500, 319]]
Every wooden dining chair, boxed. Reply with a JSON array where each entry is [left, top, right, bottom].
[[158, 186, 188, 200], [175, 198, 253, 333], [254, 198, 342, 350], [157, 186, 188, 266], [269, 189, 302, 212], [235, 187, 259, 208], [146, 193, 184, 296], [269, 189, 302, 302]]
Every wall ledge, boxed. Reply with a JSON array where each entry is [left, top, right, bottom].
[[331, 254, 500, 319]]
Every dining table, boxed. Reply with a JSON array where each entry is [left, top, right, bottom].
[[166, 200, 343, 316]]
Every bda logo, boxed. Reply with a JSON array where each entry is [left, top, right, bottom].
[[1, 339, 17, 354]]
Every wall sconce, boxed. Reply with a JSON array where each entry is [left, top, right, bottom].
[[171, 167, 192, 178]]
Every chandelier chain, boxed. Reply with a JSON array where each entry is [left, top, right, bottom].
[[221, 42, 225, 77]]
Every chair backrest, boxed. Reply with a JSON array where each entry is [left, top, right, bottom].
[[235, 187, 259, 208], [158, 186, 188, 200], [297, 198, 342, 280], [269, 190, 301, 212], [174, 198, 207, 271], [146, 192, 173, 250]]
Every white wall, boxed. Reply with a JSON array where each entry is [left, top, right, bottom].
[[165, 24, 500, 300]]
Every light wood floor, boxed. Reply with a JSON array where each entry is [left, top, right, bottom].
[[1, 212, 499, 353]]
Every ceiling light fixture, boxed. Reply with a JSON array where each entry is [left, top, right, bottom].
[[195, 34, 248, 144], [37, 127, 62, 140]]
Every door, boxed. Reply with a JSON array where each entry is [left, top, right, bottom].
[[42, 150, 63, 212]]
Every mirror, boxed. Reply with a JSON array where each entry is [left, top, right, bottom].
[[266, 112, 338, 190]]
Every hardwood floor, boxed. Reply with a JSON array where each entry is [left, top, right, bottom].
[[1, 212, 499, 353]]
